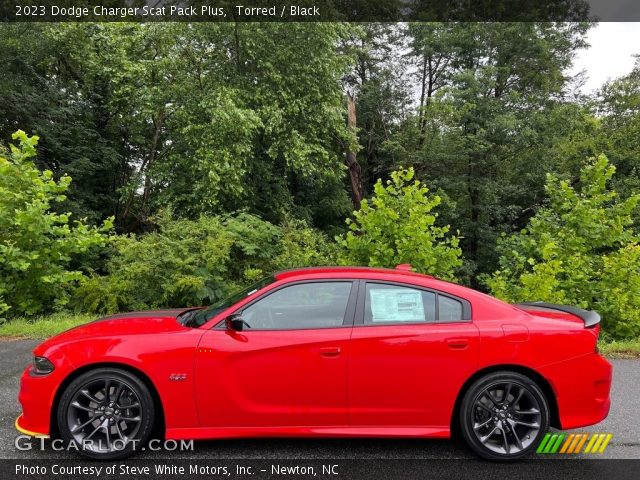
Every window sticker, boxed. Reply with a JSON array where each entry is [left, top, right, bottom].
[[369, 288, 424, 322]]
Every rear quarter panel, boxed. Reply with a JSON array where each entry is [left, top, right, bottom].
[[473, 307, 609, 429]]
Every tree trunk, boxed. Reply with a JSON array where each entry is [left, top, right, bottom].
[[345, 92, 363, 211], [122, 111, 165, 225], [418, 53, 428, 144], [234, 22, 242, 71]]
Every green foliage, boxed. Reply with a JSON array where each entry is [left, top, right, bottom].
[[485, 155, 640, 339], [271, 217, 340, 272], [598, 59, 640, 223], [75, 214, 235, 314], [73, 213, 337, 315], [0, 23, 354, 231], [339, 168, 462, 280], [3, 22, 640, 339], [386, 22, 591, 279], [0, 131, 112, 319], [597, 336, 640, 359], [0, 24, 123, 224], [597, 244, 640, 339], [340, 24, 412, 193]]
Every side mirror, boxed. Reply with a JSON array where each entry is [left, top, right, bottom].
[[225, 313, 246, 332]]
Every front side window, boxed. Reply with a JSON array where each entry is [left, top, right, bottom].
[[365, 283, 436, 324], [241, 282, 353, 330], [185, 276, 276, 327]]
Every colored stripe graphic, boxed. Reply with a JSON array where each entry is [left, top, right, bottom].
[[574, 434, 588, 453], [567, 434, 583, 453], [591, 434, 606, 453], [537, 433, 552, 453], [559, 434, 574, 453], [550, 434, 565, 453], [543, 434, 558, 453], [598, 434, 613, 453], [537, 433, 612, 454], [584, 434, 599, 453]]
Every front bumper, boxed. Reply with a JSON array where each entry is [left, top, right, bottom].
[[540, 353, 612, 430], [15, 414, 48, 438], [15, 366, 59, 437]]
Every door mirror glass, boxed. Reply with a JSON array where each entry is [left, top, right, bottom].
[[225, 313, 247, 331]]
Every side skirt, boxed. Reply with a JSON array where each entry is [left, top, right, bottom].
[[165, 426, 450, 441]]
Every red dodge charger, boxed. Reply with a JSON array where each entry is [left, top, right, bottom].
[[16, 265, 612, 460]]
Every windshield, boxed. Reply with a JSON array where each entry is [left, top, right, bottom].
[[184, 276, 276, 327]]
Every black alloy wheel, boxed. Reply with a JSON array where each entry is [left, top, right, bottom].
[[459, 371, 550, 461], [57, 368, 155, 459]]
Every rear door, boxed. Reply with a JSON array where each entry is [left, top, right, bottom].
[[195, 280, 357, 428], [348, 281, 480, 428]]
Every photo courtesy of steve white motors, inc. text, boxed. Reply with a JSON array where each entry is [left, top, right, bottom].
[[15, 463, 339, 477], [14, 4, 322, 19]]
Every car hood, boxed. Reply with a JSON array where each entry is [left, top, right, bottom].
[[36, 308, 198, 351]]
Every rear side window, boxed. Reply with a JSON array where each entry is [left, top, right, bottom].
[[365, 284, 436, 323], [364, 282, 469, 324], [438, 295, 463, 321]]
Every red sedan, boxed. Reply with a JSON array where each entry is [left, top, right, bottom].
[[16, 265, 611, 460]]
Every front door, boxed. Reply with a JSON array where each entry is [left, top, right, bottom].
[[195, 281, 356, 428]]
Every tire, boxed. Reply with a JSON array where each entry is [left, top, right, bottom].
[[459, 371, 550, 461], [57, 368, 155, 460]]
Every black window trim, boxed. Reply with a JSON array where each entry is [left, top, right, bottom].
[[213, 279, 360, 331], [355, 280, 472, 326]]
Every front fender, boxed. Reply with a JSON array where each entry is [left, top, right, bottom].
[[18, 330, 203, 438]]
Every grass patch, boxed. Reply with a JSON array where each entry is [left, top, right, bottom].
[[599, 338, 640, 359], [0, 313, 94, 340]]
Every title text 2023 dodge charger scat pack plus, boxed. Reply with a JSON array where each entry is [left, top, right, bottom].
[[16, 265, 612, 461]]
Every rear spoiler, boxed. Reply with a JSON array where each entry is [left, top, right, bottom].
[[515, 302, 601, 328]]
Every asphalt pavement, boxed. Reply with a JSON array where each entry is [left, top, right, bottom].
[[1, 339, 638, 460]]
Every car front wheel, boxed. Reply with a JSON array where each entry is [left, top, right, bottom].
[[57, 367, 155, 459], [459, 371, 550, 461]]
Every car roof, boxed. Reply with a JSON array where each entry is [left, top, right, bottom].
[[274, 265, 434, 281]]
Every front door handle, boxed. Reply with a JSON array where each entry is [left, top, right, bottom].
[[447, 338, 469, 350], [320, 347, 341, 357]]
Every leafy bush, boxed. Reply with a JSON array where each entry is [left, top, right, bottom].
[[270, 216, 340, 272], [338, 168, 462, 280], [73, 213, 338, 314], [485, 155, 640, 339], [0, 131, 111, 319], [74, 214, 235, 314]]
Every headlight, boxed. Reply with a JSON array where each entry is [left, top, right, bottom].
[[32, 356, 54, 375]]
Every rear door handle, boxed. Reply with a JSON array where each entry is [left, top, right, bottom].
[[447, 338, 469, 350], [320, 347, 341, 357]]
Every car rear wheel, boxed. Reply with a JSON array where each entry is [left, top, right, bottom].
[[459, 371, 549, 461], [57, 368, 154, 459]]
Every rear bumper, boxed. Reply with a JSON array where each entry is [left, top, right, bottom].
[[540, 353, 612, 430]]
